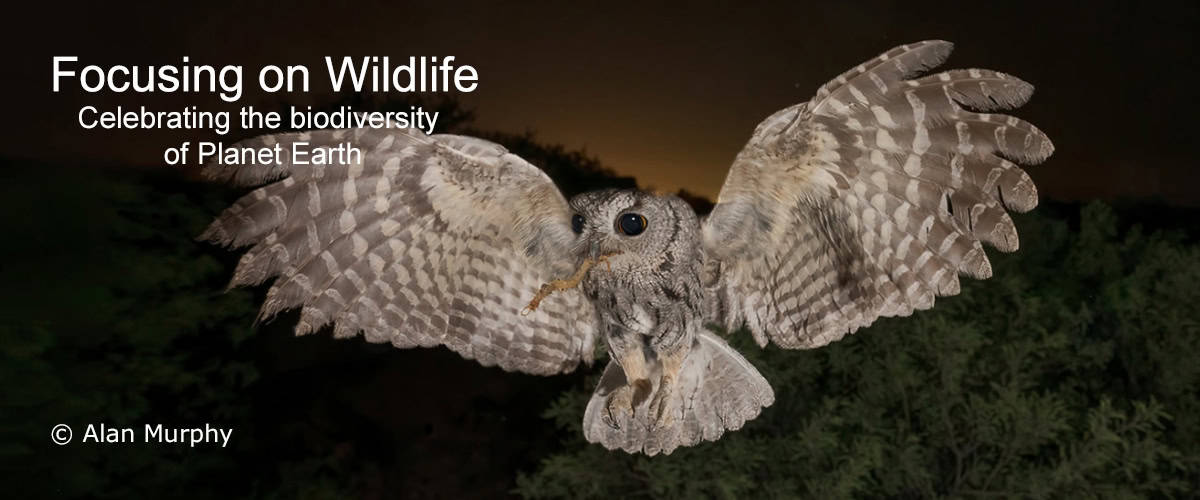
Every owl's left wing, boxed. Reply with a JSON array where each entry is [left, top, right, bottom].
[[702, 41, 1053, 349], [202, 128, 598, 375]]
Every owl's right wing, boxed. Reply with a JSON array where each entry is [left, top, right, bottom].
[[201, 128, 598, 375], [702, 41, 1053, 349]]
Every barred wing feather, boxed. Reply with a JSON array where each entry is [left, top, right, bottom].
[[202, 128, 597, 375], [703, 41, 1053, 349]]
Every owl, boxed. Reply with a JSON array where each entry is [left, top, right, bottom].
[[202, 41, 1053, 455]]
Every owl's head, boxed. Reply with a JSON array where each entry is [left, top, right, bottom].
[[567, 189, 699, 275]]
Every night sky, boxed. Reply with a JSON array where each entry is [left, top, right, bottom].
[[3, 0, 1197, 204]]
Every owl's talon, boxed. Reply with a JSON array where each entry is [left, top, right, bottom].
[[600, 378, 650, 430], [602, 384, 635, 430], [601, 405, 621, 430], [648, 388, 676, 430]]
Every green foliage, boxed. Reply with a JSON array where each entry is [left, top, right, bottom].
[[0, 163, 260, 498], [515, 202, 1200, 499]]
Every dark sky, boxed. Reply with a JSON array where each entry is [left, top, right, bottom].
[[3, 0, 1197, 204]]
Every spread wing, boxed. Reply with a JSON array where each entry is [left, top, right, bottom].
[[702, 40, 1053, 349], [201, 128, 597, 375]]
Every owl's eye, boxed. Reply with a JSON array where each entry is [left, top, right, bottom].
[[617, 213, 647, 236], [571, 214, 585, 234]]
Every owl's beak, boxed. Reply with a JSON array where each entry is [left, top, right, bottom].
[[587, 241, 602, 261]]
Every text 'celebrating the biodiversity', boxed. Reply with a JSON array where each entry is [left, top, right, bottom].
[[51, 56, 479, 166]]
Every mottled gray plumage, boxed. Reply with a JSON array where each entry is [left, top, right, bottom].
[[202, 41, 1053, 455]]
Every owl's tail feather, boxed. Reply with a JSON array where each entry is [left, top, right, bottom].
[[582, 330, 774, 455]]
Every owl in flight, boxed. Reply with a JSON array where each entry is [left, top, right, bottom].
[[202, 41, 1053, 455]]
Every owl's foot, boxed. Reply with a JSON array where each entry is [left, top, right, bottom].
[[648, 382, 677, 430], [601, 378, 652, 429], [649, 342, 689, 430]]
